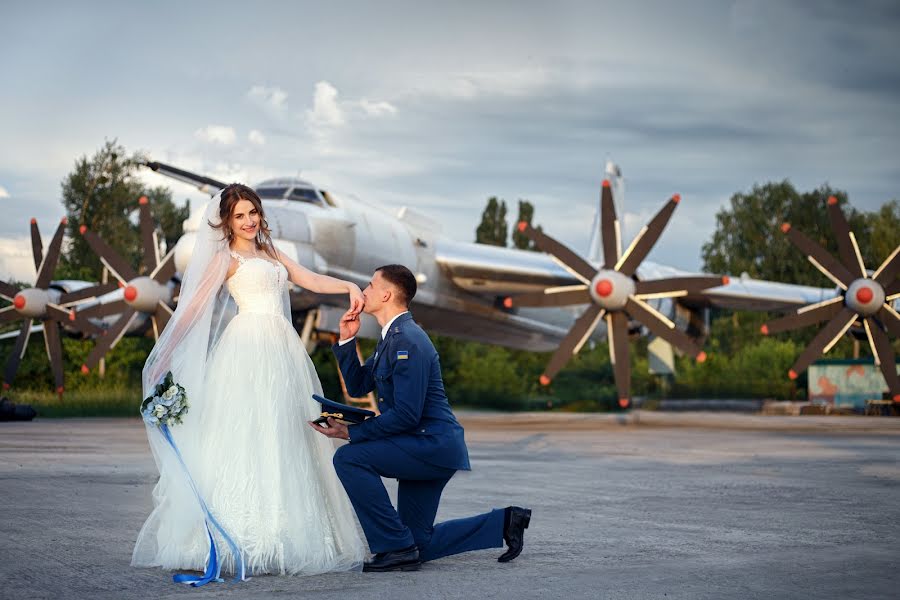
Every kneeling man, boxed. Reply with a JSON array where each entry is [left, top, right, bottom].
[[310, 264, 531, 572]]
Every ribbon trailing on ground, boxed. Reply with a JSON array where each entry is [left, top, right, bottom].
[[159, 424, 246, 586]]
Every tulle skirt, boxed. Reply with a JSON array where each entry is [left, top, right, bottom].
[[132, 311, 367, 575]]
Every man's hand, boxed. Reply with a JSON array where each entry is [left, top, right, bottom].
[[339, 307, 361, 341], [308, 418, 350, 440]]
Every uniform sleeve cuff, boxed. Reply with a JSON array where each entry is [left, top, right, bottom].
[[338, 337, 356, 346]]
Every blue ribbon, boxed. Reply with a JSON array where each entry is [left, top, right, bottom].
[[158, 424, 246, 586]]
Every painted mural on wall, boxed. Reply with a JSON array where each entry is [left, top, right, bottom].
[[809, 360, 897, 408]]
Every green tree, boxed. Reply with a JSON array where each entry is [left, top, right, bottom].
[[475, 196, 508, 247], [867, 199, 900, 267], [511, 199, 541, 251], [701, 181, 869, 285], [58, 140, 189, 280]]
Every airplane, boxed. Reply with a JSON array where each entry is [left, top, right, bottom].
[[127, 159, 864, 406]]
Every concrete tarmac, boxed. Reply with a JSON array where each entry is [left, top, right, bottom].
[[2, 411, 899, 599]]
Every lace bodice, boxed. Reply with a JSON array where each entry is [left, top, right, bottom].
[[227, 251, 290, 316]]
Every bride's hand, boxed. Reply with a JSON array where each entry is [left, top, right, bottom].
[[347, 283, 364, 315]]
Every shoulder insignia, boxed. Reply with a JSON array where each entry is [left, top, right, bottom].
[[396, 350, 409, 360]]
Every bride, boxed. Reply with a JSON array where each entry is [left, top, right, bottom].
[[132, 183, 367, 577]]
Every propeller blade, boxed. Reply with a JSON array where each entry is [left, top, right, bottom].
[[81, 307, 138, 372], [624, 297, 705, 359], [42, 319, 65, 393], [878, 305, 900, 338], [517, 222, 597, 284], [3, 318, 33, 388], [600, 180, 619, 269], [760, 297, 845, 336], [616, 195, 680, 277], [873, 245, 900, 287], [152, 301, 173, 338], [76, 298, 129, 320], [30, 219, 43, 272], [885, 279, 900, 299], [0, 280, 19, 301], [633, 276, 729, 298], [826, 197, 866, 277], [607, 311, 632, 408], [539, 304, 605, 384], [787, 307, 857, 379], [151, 248, 177, 284], [1, 306, 20, 325], [35, 218, 66, 289], [503, 286, 590, 309], [782, 224, 855, 288], [138, 197, 159, 271], [142, 160, 227, 193], [80, 227, 139, 283], [46, 303, 104, 336], [866, 317, 900, 400], [58, 282, 120, 305]]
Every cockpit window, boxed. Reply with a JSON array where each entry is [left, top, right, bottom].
[[256, 187, 289, 198], [288, 188, 321, 203]]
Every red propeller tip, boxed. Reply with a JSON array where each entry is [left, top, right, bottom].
[[139, 196, 149, 205], [788, 369, 798, 380], [760, 324, 769, 335], [696, 351, 707, 363], [81, 364, 90, 374], [672, 194, 681, 204], [30, 218, 37, 225], [602, 179, 611, 188], [517, 221, 528, 232], [893, 394, 900, 403], [855, 287, 874, 304], [503, 297, 513, 309], [124, 286, 138, 302], [56, 386, 64, 394], [827, 196, 838, 206], [618, 398, 630, 408], [721, 275, 730, 285], [2, 383, 9, 390], [595, 279, 613, 297], [13, 294, 25, 310], [539, 374, 551, 386], [79, 225, 87, 235], [61, 217, 68, 225], [68, 310, 76, 321], [781, 223, 791, 233]]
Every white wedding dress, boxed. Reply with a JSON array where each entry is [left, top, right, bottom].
[[132, 252, 366, 576]]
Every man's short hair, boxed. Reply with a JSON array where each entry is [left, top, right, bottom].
[[376, 264, 417, 307]]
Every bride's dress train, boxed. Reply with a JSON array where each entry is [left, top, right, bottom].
[[132, 253, 366, 575]]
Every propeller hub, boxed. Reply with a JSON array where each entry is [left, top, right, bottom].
[[845, 278, 884, 316], [123, 276, 171, 312], [13, 288, 50, 318], [589, 270, 634, 310]]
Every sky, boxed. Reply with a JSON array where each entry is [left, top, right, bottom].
[[2, 0, 899, 283]]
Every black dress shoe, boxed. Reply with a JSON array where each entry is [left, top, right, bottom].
[[363, 545, 421, 572], [498, 506, 531, 563]]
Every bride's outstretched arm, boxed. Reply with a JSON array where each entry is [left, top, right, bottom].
[[276, 250, 364, 313]]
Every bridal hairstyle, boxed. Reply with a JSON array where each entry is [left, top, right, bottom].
[[210, 183, 278, 259]]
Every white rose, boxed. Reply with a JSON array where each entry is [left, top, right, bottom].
[[154, 404, 166, 418], [163, 386, 178, 400]]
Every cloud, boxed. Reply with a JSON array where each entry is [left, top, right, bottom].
[[0, 236, 35, 283], [0, 185, 9, 198], [248, 129, 266, 145], [247, 85, 289, 113], [194, 125, 237, 145], [307, 81, 345, 128], [359, 98, 398, 117]]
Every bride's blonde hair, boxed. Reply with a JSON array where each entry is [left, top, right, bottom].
[[210, 183, 278, 259]]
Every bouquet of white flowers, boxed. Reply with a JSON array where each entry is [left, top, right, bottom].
[[141, 371, 189, 427]]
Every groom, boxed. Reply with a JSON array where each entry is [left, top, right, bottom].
[[309, 264, 531, 572]]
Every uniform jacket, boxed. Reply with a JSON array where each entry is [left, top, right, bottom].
[[332, 312, 471, 471]]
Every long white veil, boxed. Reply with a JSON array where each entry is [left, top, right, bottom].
[[132, 194, 235, 567]]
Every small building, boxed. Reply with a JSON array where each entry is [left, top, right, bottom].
[[808, 358, 897, 409]]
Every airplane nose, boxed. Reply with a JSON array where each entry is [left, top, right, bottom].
[[13, 294, 25, 310], [595, 279, 613, 297], [124, 286, 138, 302]]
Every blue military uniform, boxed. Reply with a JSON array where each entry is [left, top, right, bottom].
[[332, 312, 505, 561]]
